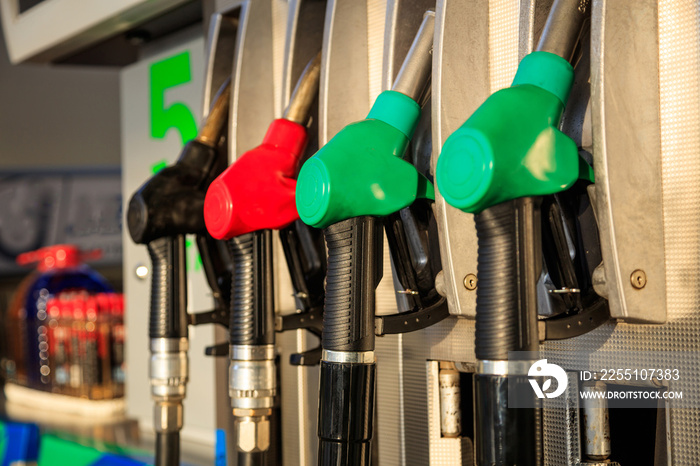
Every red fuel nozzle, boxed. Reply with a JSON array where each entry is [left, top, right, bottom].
[[204, 118, 309, 240], [204, 51, 321, 240]]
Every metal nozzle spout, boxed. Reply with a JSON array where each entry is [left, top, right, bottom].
[[283, 50, 322, 125], [197, 77, 232, 146], [536, 0, 590, 61], [392, 11, 435, 102]]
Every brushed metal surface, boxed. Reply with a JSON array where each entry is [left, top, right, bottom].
[[275, 3, 328, 465], [431, 0, 504, 318], [542, 372, 581, 466], [541, 1, 700, 464], [590, 0, 666, 323], [203, 1, 700, 464]]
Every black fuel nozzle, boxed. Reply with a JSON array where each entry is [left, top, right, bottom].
[[127, 79, 231, 245], [126, 79, 231, 466]]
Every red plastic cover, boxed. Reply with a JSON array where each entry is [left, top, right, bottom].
[[204, 119, 308, 239]]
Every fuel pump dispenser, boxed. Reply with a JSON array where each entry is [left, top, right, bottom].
[[203, 52, 323, 465], [112, 0, 700, 463], [295, 12, 435, 465], [436, 0, 592, 463], [126, 81, 231, 466]]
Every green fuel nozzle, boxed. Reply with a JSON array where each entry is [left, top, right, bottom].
[[296, 90, 433, 229], [436, 50, 594, 214], [296, 12, 436, 229]]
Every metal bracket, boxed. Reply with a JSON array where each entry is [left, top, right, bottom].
[[289, 347, 322, 366], [375, 296, 451, 336], [204, 342, 229, 357], [188, 308, 229, 328], [275, 306, 323, 336], [275, 307, 323, 366]]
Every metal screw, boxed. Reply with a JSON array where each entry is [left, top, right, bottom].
[[630, 269, 647, 289], [463, 274, 477, 291]]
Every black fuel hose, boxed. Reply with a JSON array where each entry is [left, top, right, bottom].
[[318, 217, 382, 465], [228, 230, 275, 465]]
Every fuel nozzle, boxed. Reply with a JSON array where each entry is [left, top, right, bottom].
[[126, 79, 231, 466], [295, 13, 435, 230], [435, 0, 592, 214], [293, 12, 435, 466], [128, 79, 231, 244], [201, 52, 322, 464], [433, 1, 590, 465], [204, 51, 322, 240]]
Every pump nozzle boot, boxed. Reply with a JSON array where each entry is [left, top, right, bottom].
[[296, 90, 434, 229], [436, 51, 594, 214]]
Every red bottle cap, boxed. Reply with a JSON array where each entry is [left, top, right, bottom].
[[47, 298, 60, 319], [86, 297, 98, 322], [16, 245, 101, 272], [59, 296, 73, 320], [72, 296, 85, 321], [96, 293, 111, 313], [204, 119, 308, 239]]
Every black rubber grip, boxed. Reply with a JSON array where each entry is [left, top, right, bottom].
[[147, 236, 188, 339], [473, 374, 537, 465], [229, 230, 275, 346], [322, 217, 383, 352], [155, 431, 180, 466], [318, 361, 375, 466], [474, 202, 518, 361]]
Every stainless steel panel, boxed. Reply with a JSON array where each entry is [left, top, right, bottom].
[[431, 0, 485, 318], [204, 2, 290, 464], [319, 0, 369, 143], [276, 3, 327, 465], [590, 0, 666, 323], [541, 372, 581, 466], [542, 0, 700, 464], [229, 0, 279, 158]]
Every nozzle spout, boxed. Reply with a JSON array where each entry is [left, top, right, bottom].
[[197, 77, 232, 146], [392, 11, 435, 102], [536, 0, 589, 61], [283, 50, 322, 125]]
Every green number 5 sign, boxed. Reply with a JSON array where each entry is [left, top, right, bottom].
[[150, 51, 198, 146]]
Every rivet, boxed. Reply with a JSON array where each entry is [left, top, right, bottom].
[[630, 269, 647, 289], [463, 273, 477, 291]]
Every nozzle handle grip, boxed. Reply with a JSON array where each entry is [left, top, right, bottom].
[[147, 236, 188, 339], [228, 230, 275, 346], [322, 217, 383, 353]]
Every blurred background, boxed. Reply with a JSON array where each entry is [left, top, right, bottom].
[[0, 2, 222, 464]]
